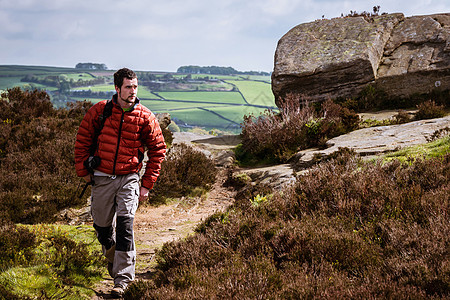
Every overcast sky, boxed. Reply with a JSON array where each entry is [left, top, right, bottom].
[[1, 0, 449, 73]]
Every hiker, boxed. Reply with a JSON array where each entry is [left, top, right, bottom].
[[74, 68, 166, 296]]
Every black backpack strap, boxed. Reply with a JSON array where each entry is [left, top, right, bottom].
[[89, 99, 114, 156], [99, 99, 114, 125]]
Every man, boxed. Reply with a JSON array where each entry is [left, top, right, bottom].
[[74, 68, 166, 296]]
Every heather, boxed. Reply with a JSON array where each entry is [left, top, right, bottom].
[[0, 222, 104, 299], [125, 150, 449, 299], [1, 86, 449, 298], [0, 88, 91, 224], [238, 95, 360, 164], [238, 88, 449, 166], [148, 142, 218, 204]]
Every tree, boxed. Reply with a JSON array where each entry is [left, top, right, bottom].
[[75, 63, 107, 70]]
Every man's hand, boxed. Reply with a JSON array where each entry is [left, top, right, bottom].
[[83, 174, 93, 183], [139, 186, 149, 202]]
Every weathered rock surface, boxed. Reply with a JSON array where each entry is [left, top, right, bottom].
[[272, 13, 450, 104], [293, 115, 450, 170]]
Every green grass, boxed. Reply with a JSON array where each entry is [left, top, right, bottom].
[[166, 105, 271, 133], [381, 135, 450, 163], [168, 107, 234, 128], [237, 75, 271, 82], [205, 105, 269, 124], [0, 77, 30, 90], [0, 266, 92, 299], [191, 74, 242, 80], [155, 91, 245, 104], [74, 83, 114, 92], [140, 100, 229, 111], [225, 80, 275, 107], [0, 65, 80, 76], [62, 72, 96, 81], [0, 224, 104, 299]]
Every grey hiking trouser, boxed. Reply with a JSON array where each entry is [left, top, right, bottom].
[[91, 173, 139, 288]]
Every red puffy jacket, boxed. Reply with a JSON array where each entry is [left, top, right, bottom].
[[74, 96, 166, 189]]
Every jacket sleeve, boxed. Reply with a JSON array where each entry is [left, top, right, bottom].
[[141, 114, 166, 189], [74, 103, 102, 177]]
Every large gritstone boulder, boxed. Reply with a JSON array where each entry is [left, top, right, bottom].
[[272, 13, 450, 106]]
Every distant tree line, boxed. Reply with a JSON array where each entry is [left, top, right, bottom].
[[21, 75, 105, 89], [177, 65, 270, 76], [136, 72, 158, 81], [75, 63, 108, 70], [70, 90, 114, 98]]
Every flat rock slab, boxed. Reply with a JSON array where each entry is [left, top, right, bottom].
[[295, 115, 450, 168]]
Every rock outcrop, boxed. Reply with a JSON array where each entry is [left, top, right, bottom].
[[292, 115, 450, 170], [272, 13, 450, 105]]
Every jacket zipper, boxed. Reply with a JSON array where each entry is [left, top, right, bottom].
[[112, 111, 125, 175]]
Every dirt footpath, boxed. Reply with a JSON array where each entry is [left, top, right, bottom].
[[91, 161, 235, 299]]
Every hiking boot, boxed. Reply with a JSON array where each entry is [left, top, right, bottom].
[[111, 284, 125, 297]]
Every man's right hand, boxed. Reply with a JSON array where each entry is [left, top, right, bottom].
[[83, 174, 93, 183]]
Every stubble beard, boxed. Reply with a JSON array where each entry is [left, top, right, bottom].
[[119, 93, 136, 104]]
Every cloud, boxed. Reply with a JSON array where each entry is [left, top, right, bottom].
[[0, 0, 449, 72]]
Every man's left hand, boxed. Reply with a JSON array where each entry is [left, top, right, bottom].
[[139, 186, 149, 202]]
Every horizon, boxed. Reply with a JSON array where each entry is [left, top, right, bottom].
[[0, 63, 272, 74]]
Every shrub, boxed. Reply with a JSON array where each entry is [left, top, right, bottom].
[[47, 233, 104, 283], [239, 95, 359, 164], [338, 84, 450, 113], [127, 151, 449, 299], [393, 109, 412, 124], [0, 221, 36, 270], [427, 127, 450, 142], [148, 143, 217, 203], [239, 93, 312, 163], [414, 100, 446, 120], [0, 89, 89, 224], [0, 87, 54, 123]]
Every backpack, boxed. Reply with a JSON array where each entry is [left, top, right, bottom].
[[79, 99, 115, 197], [84, 99, 114, 172], [89, 99, 114, 156]]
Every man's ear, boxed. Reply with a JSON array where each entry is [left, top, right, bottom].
[[115, 85, 120, 94]]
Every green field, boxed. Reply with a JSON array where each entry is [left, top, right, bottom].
[[155, 91, 245, 104], [225, 80, 275, 106], [0, 65, 81, 76], [75, 83, 114, 92], [0, 65, 277, 133]]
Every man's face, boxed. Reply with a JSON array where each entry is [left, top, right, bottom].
[[116, 78, 138, 103]]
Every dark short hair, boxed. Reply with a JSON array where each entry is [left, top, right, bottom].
[[114, 68, 137, 88]]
